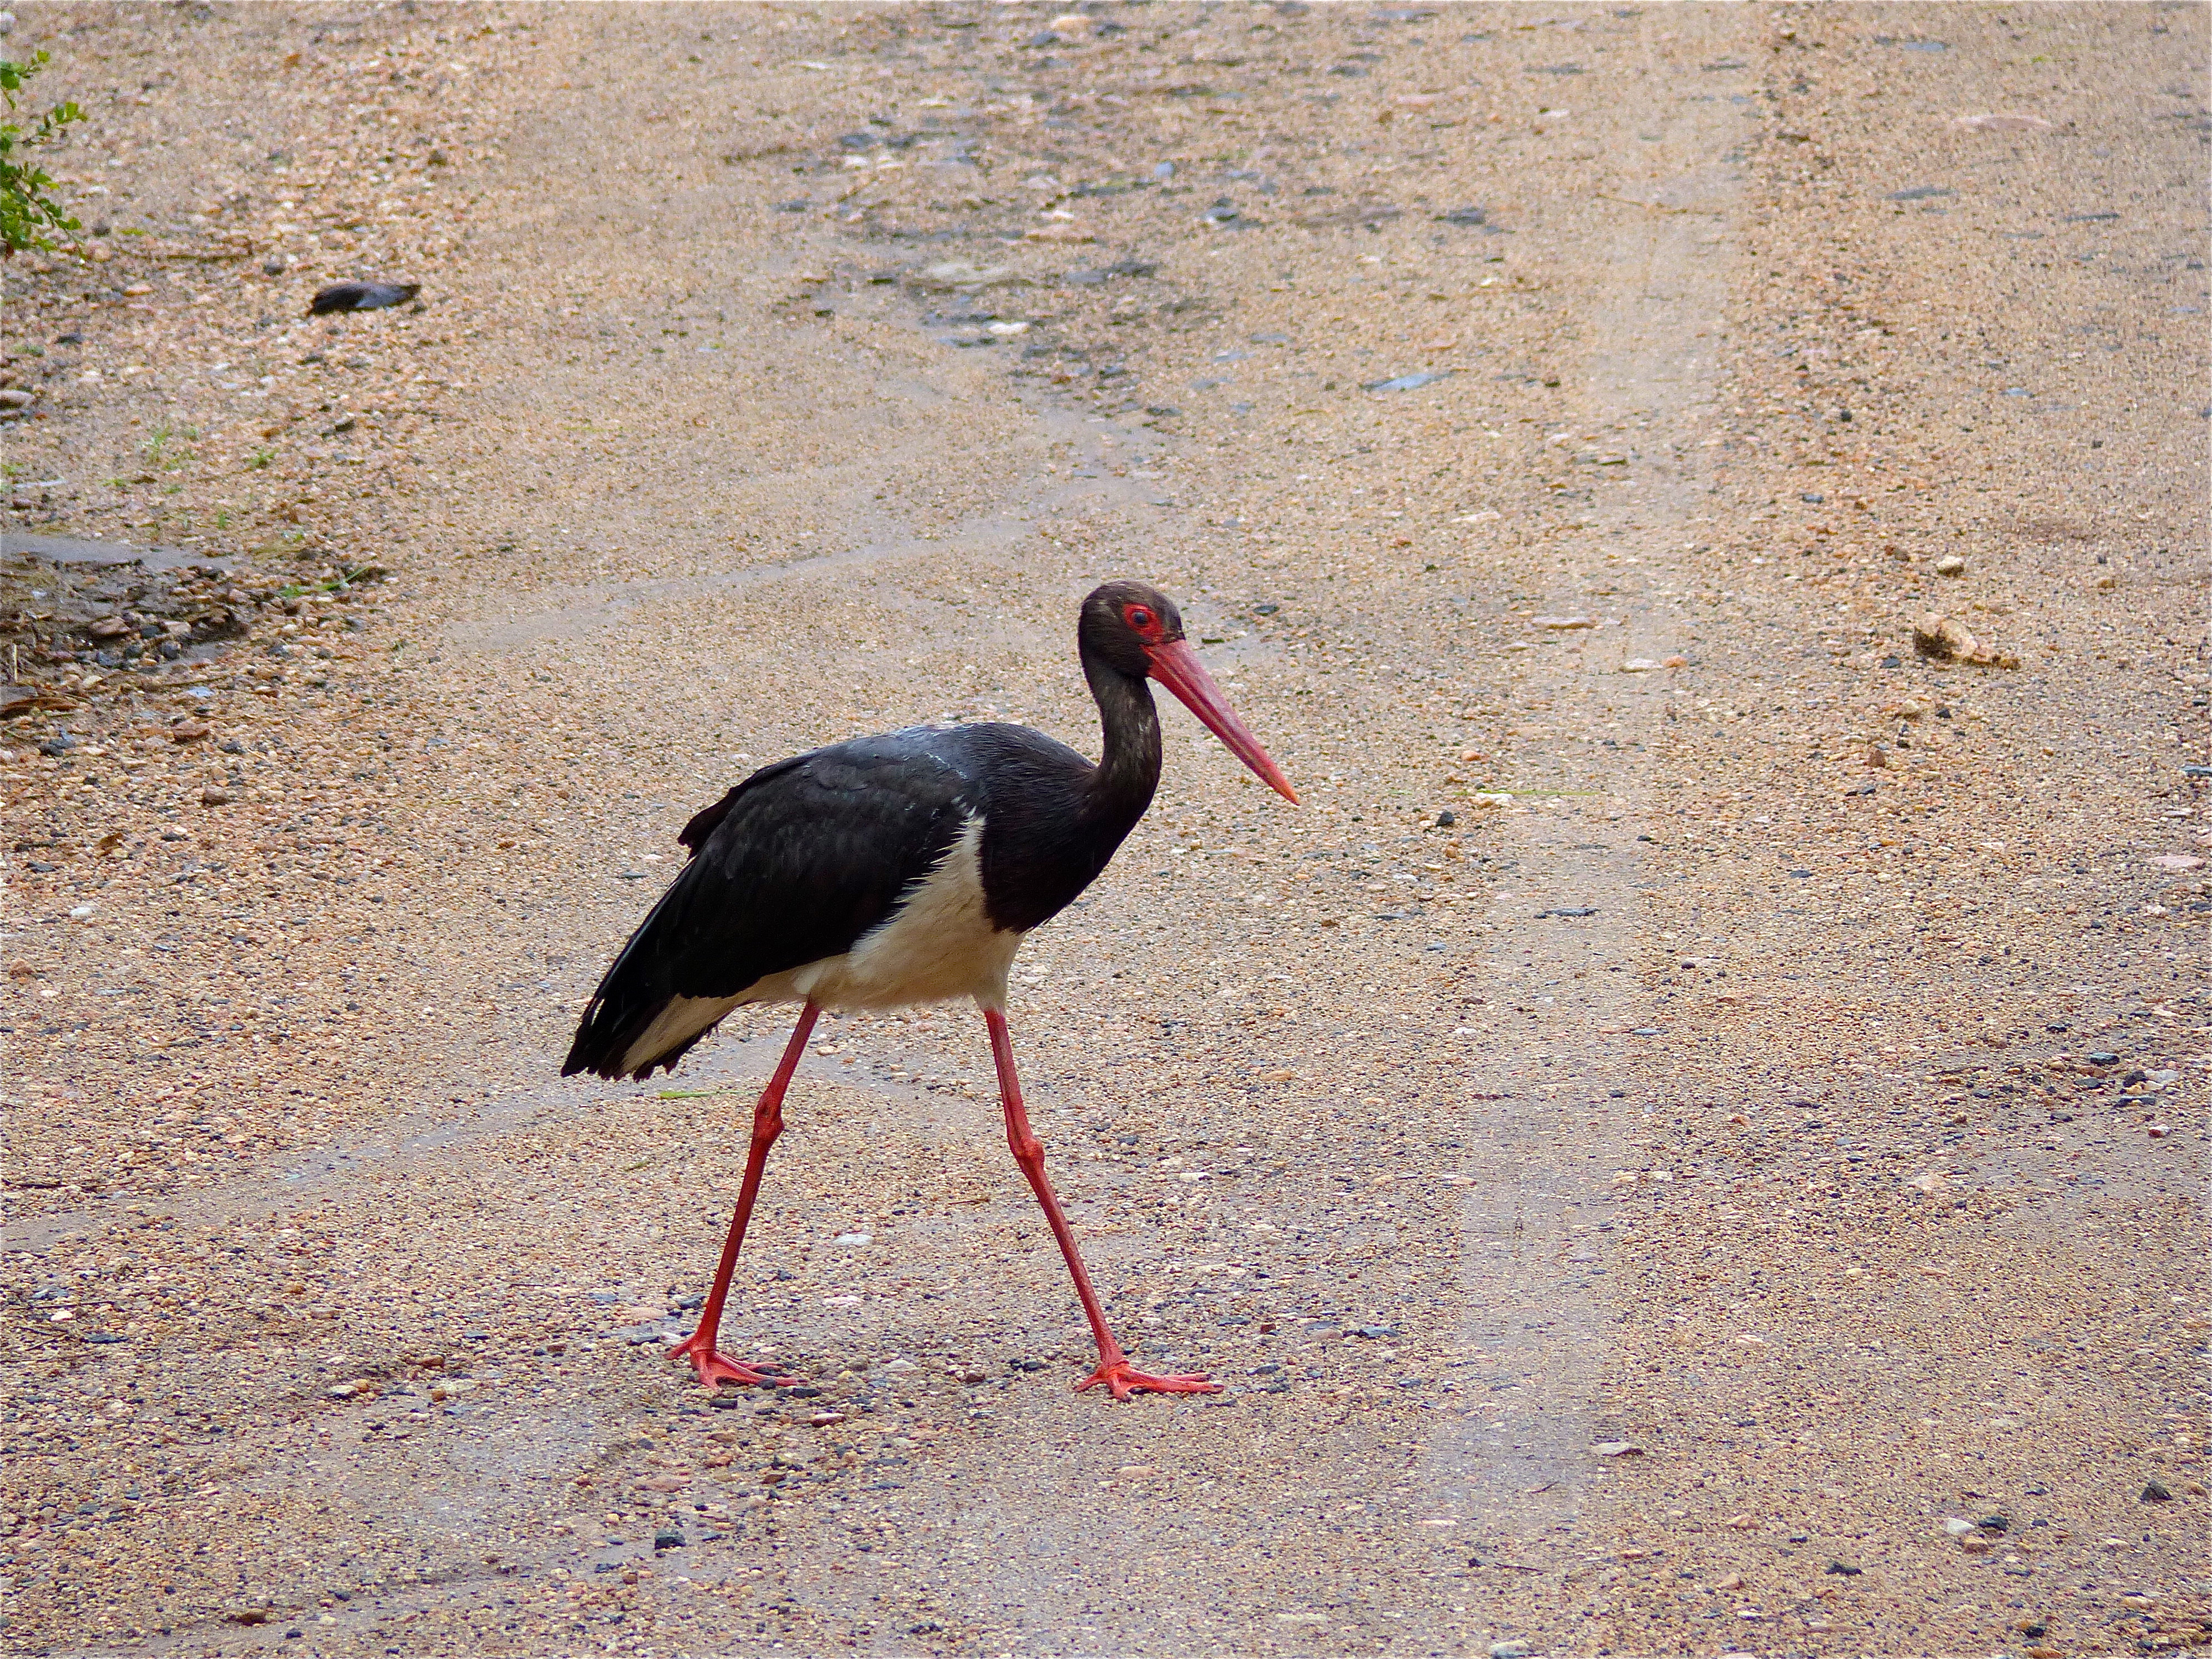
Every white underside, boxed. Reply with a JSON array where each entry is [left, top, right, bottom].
[[617, 817, 1022, 1074]]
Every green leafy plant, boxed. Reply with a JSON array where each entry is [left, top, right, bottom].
[[1, 51, 85, 255], [144, 421, 197, 469]]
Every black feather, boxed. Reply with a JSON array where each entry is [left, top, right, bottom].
[[563, 732, 982, 1080]]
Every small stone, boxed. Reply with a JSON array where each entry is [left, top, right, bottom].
[[1488, 1643, 1531, 1659], [833, 1232, 873, 1246], [1913, 612, 2020, 669], [169, 719, 209, 742], [653, 1529, 685, 1550], [1365, 368, 1452, 393], [1533, 614, 1598, 629], [1621, 658, 1660, 672], [199, 787, 234, 807], [1590, 1440, 1644, 1457], [1942, 1517, 1977, 1536], [1713, 1572, 1744, 1591], [1115, 1464, 1158, 1478], [263, 254, 289, 275], [86, 615, 129, 639], [1825, 1561, 1861, 1575], [225, 1604, 271, 1625], [1952, 112, 2054, 132], [1662, 654, 1688, 667], [309, 279, 420, 315], [2140, 1480, 2173, 1503], [1934, 554, 1967, 576], [1958, 1535, 1993, 1554], [1913, 612, 1977, 661]]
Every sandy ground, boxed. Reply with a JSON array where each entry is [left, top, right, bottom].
[[3, 4, 2206, 1657]]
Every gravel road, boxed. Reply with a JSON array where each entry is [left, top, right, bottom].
[[3, 6, 2205, 1657]]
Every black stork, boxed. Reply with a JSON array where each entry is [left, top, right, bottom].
[[563, 581, 1297, 1401]]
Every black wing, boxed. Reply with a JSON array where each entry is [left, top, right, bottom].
[[562, 733, 982, 1080]]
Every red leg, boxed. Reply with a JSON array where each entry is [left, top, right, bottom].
[[984, 1007, 1219, 1401], [670, 1003, 820, 1390]]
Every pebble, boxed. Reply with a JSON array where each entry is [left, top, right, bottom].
[[308, 279, 421, 315], [1934, 554, 1966, 576], [1952, 112, 2054, 133], [2141, 1480, 2173, 1503], [1590, 1440, 1644, 1457], [1364, 369, 1452, 393], [1913, 612, 2018, 669], [1532, 614, 1597, 629], [920, 261, 1013, 289], [1489, 1642, 1531, 1658]]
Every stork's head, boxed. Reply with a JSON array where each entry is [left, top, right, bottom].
[[1080, 581, 1298, 804]]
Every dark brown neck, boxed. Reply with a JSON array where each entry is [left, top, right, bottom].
[[1081, 649, 1162, 834]]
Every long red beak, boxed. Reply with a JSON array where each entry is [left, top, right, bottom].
[[1144, 638, 1299, 804]]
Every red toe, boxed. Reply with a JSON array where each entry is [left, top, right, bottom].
[[671, 1331, 800, 1390], [1076, 1359, 1221, 1400]]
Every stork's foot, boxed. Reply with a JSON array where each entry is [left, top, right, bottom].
[[1076, 1356, 1221, 1401], [671, 1330, 800, 1390]]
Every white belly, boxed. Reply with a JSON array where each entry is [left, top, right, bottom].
[[750, 815, 1024, 1014], [614, 818, 1022, 1074]]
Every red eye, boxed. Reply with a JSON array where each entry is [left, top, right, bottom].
[[1125, 605, 1156, 632]]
